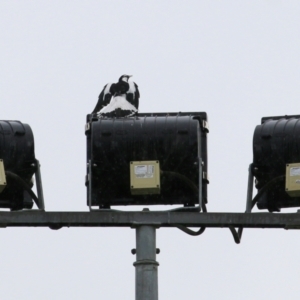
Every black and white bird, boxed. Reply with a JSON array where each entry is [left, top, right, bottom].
[[92, 75, 140, 118]]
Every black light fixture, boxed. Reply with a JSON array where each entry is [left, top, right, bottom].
[[0, 120, 44, 210], [85, 112, 209, 210], [252, 115, 300, 211]]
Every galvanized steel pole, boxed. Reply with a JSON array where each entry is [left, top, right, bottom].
[[134, 226, 159, 300]]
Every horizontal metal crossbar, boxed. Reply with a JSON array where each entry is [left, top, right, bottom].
[[0, 211, 299, 229]]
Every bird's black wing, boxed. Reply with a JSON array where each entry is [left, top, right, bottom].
[[92, 84, 107, 114], [92, 83, 116, 114], [125, 82, 140, 110], [132, 82, 140, 110]]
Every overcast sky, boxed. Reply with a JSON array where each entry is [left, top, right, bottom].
[[1, 1, 300, 299]]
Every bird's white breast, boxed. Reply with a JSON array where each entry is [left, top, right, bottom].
[[99, 95, 137, 114]]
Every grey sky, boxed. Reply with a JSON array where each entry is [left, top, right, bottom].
[[1, 1, 300, 299]]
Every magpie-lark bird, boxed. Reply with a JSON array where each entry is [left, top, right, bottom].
[[92, 75, 140, 118]]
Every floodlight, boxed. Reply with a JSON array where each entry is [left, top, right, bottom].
[[252, 115, 300, 211], [0, 120, 44, 210], [85, 112, 209, 210]]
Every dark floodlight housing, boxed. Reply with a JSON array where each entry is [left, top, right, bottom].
[[85, 112, 209, 210], [252, 115, 300, 211], [0, 121, 44, 210]]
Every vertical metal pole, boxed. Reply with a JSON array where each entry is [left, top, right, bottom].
[[246, 164, 254, 213], [34, 159, 45, 210], [198, 121, 203, 212], [134, 226, 159, 300], [199, 157, 203, 211]]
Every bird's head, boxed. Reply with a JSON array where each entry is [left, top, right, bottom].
[[119, 75, 132, 82]]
